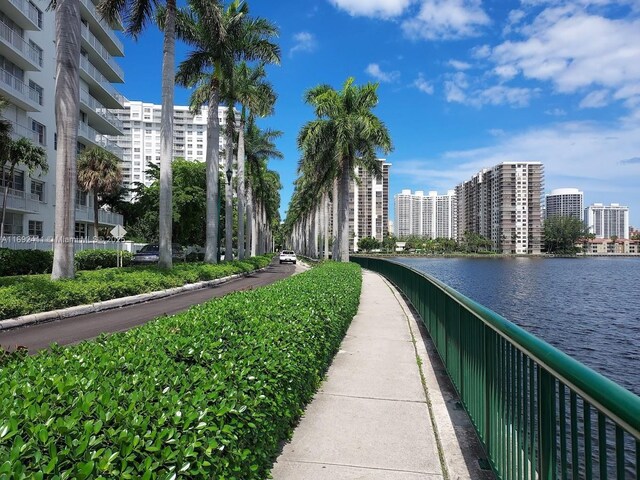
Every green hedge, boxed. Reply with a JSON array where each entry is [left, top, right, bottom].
[[0, 255, 273, 320], [0, 262, 362, 479], [0, 248, 53, 276], [75, 250, 133, 270]]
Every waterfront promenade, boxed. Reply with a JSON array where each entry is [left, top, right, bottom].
[[271, 269, 493, 480]]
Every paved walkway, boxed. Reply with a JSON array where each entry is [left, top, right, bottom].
[[271, 269, 493, 480]]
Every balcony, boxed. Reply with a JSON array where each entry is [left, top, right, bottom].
[[81, 23, 124, 82], [78, 122, 123, 158], [0, 188, 40, 213], [79, 88, 123, 136], [0, 0, 41, 31], [0, 20, 41, 71], [0, 68, 41, 111], [75, 205, 123, 226], [78, 0, 124, 57], [79, 55, 124, 109], [3, 116, 42, 145]]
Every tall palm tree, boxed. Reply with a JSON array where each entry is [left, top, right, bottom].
[[230, 62, 276, 259], [77, 147, 123, 239], [50, 0, 82, 279], [175, 0, 279, 262], [298, 77, 392, 262], [1, 138, 47, 238], [98, 0, 195, 269]]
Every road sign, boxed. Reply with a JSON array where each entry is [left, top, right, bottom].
[[110, 225, 127, 239]]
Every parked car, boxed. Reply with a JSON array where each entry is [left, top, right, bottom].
[[279, 250, 297, 264], [132, 244, 186, 265]]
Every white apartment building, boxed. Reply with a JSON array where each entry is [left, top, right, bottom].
[[110, 101, 234, 191], [1, 1, 125, 240], [546, 188, 583, 220], [585, 203, 629, 239], [456, 162, 544, 254], [394, 189, 457, 239]]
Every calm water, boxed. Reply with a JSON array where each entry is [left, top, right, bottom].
[[394, 256, 640, 396]]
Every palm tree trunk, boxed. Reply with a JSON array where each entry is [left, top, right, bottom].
[[246, 185, 254, 256], [332, 178, 338, 260], [337, 161, 350, 262], [237, 121, 245, 259], [224, 122, 233, 261], [158, 0, 176, 270], [93, 190, 99, 240], [324, 193, 330, 259], [204, 86, 220, 263], [1, 165, 14, 239], [51, 0, 81, 280]]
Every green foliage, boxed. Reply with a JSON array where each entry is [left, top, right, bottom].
[[0, 248, 53, 276], [0, 255, 273, 320], [357, 236, 380, 252], [381, 234, 397, 253], [543, 215, 590, 254], [0, 262, 361, 479], [462, 231, 493, 253], [74, 250, 133, 270]]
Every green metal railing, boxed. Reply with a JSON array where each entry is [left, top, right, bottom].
[[352, 256, 640, 480]]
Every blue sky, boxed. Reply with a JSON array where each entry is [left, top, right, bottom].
[[116, 0, 640, 226]]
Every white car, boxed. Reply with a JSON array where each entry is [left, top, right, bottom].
[[279, 250, 297, 264]]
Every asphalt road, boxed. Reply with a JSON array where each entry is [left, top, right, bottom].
[[0, 260, 299, 354]]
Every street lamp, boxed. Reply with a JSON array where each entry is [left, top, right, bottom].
[[226, 167, 233, 185]]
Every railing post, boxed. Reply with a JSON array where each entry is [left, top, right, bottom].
[[538, 367, 557, 480]]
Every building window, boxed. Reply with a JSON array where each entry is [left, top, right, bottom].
[[28, 220, 43, 237], [28, 1, 43, 28], [1, 169, 25, 192], [3, 212, 23, 235], [76, 190, 88, 207], [30, 180, 44, 201], [75, 222, 87, 239], [29, 40, 43, 67], [31, 120, 46, 145], [28, 80, 43, 105]]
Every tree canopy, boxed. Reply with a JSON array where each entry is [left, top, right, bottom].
[[543, 215, 590, 254]]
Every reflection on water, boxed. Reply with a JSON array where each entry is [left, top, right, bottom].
[[395, 256, 640, 396]]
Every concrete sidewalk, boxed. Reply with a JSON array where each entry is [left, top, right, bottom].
[[271, 269, 492, 480]]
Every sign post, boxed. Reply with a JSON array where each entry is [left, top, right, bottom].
[[110, 225, 127, 267]]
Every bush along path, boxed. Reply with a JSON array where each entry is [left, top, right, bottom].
[[0, 256, 273, 321], [0, 262, 362, 479]]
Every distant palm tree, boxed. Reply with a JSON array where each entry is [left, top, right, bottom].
[[98, 0, 196, 269], [1, 138, 47, 238], [298, 77, 392, 261], [175, 0, 279, 262], [77, 147, 123, 239]]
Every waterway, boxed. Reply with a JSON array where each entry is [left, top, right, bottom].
[[393, 256, 640, 397]]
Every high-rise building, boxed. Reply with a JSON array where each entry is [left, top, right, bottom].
[[110, 101, 233, 192], [546, 188, 583, 220], [394, 190, 457, 239], [349, 160, 391, 251], [1, 4, 125, 239], [585, 203, 629, 239], [456, 162, 544, 254]]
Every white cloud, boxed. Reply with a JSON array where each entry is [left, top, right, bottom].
[[443, 72, 535, 107], [579, 89, 610, 108], [448, 60, 472, 70], [488, 128, 506, 136], [545, 108, 567, 116], [402, 0, 490, 40], [289, 32, 317, 56], [365, 63, 400, 83], [328, 0, 413, 18], [494, 64, 518, 80], [413, 73, 434, 94]]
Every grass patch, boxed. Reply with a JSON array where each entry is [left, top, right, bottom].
[[0, 262, 362, 479]]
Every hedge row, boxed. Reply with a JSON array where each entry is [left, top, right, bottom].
[[0, 262, 362, 479], [0, 249, 137, 276], [0, 255, 273, 320]]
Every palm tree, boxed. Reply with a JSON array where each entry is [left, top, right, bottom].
[[1, 138, 47, 238], [298, 77, 392, 262], [175, 0, 279, 262], [230, 62, 276, 259], [98, 0, 195, 269], [49, 0, 82, 279], [77, 147, 123, 239]]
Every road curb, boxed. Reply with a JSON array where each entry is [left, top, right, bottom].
[[0, 268, 266, 332]]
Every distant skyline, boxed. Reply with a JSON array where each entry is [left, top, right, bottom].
[[115, 0, 640, 225]]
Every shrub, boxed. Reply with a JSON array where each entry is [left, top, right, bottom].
[[0, 248, 53, 276], [74, 249, 133, 270], [0, 262, 362, 479], [0, 255, 274, 320]]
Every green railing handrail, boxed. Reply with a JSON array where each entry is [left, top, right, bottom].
[[352, 256, 640, 479]]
